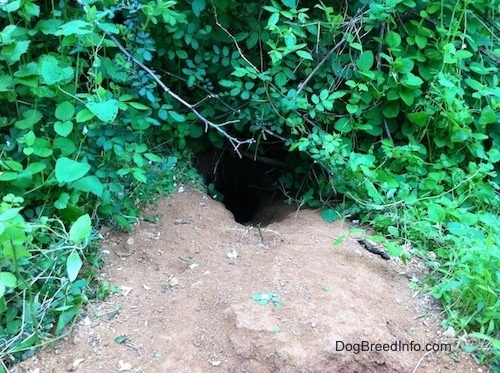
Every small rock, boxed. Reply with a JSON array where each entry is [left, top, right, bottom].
[[191, 280, 203, 288], [121, 286, 133, 296], [442, 326, 456, 338], [210, 360, 221, 367], [118, 360, 132, 371], [126, 238, 134, 245], [66, 358, 84, 371], [168, 277, 179, 287]]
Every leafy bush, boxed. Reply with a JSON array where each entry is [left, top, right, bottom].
[[1, 0, 499, 368], [0, 0, 182, 367], [0, 195, 95, 365]]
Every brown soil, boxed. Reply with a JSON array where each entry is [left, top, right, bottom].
[[12, 190, 487, 373]]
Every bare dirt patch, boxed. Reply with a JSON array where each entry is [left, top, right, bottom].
[[12, 190, 486, 372]]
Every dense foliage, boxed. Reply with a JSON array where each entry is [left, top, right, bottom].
[[0, 0, 499, 369]]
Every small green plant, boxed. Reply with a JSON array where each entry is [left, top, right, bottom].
[[95, 281, 120, 301], [0, 195, 94, 364], [252, 292, 282, 309]]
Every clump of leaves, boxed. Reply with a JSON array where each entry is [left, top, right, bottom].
[[252, 292, 282, 309]]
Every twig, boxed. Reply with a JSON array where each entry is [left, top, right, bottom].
[[295, 38, 346, 97], [75, 0, 254, 157], [412, 350, 433, 373], [157, 67, 243, 115], [295, 7, 367, 97], [212, 1, 261, 74], [124, 341, 142, 356], [256, 223, 268, 249], [383, 118, 393, 142], [211, 290, 221, 307]]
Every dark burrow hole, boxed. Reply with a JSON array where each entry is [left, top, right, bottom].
[[195, 148, 293, 226]]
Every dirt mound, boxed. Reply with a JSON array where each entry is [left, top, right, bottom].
[[12, 190, 484, 372]]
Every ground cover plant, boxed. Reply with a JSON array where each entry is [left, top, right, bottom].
[[0, 0, 499, 370]]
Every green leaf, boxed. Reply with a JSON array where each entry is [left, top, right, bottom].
[[0, 272, 17, 298], [0, 0, 21, 12], [487, 148, 500, 163], [268, 12, 280, 28], [55, 101, 75, 121], [168, 110, 185, 122], [401, 72, 423, 88], [66, 251, 83, 282], [478, 106, 497, 125], [346, 104, 358, 114], [36, 19, 63, 35], [408, 112, 427, 126], [189, 124, 204, 138], [0, 209, 22, 224], [281, 0, 296, 8], [0, 74, 14, 92], [296, 50, 313, 60], [54, 137, 77, 155], [427, 203, 446, 222], [144, 153, 162, 162], [99, 22, 119, 34], [55, 157, 91, 184], [54, 20, 92, 36], [69, 214, 91, 243], [334, 117, 352, 133], [455, 50, 473, 59], [333, 235, 346, 246], [383, 102, 400, 118], [386, 31, 401, 49], [1, 40, 30, 63], [75, 108, 94, 123], [447, 222, 467, 235], [399, 89, 414, 106], [54, 192, 70, 209], [60, 204, 85, 222], [414, 35, 427, 49], [175, 49, 188, 59], [127, 102, 150, 110], [56, 307, 78, 335], [0, 272, 17, 288], [39, 55, 74, 85], [356, 51, 374, 71], [393, 58, 414, 74], [192, 0, 207, 17], [322, 209, 339, 223], [54, 120, 73, 137], [86, 100, 119, 123], [450, 128, 470, 142], [114, 335, 129, 344], [15, 109, 42, 130], [72, 176, 104, 196], [33, 138, 53, 157], [0, 172, 18, 181], [350, 42, 362, 51]]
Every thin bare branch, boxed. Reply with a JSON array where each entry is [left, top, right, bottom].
[[75, 0, 254, 157], [211, 1, 261, 74]]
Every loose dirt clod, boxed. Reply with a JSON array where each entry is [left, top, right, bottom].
[[12, 190, 485, 373]]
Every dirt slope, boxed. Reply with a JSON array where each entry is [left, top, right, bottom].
[[12, 190, 485, 373]]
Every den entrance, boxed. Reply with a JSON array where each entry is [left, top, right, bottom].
[[195, 148, 293, 225]]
